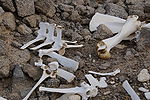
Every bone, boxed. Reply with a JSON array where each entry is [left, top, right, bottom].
[[39, 81, 98, 100], [20, 22, 49, 49], [97, 15, 141, 59], [85, 74, 100, 87], [142, 23, 150, 28], [89, 68, 120, 76], [39, 51, 79, 71], [56, 94, 81, 100], [23, 66, 50, 100], [89, 12, 125, 32], [57, 68, 75, 82], [0, 97, 7, 100], [144, 92, 150, 100], [30, 23, 56, 50], [99, 77, 108, 88], [138, 87, 149, 93], [122, 80, 140, 100]]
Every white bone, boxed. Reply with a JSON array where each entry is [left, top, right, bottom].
[[88, 68, 120, 76], [39, 81, 98, 100], [66, 44, 83, 48], [39, 51, 79, 71], [97, 15, 141, 59], [0, 97, 7, 100], [144, 92, 150, 100], [30, 23, 56, 50], [85, 74, 100, 87], [99, 77, 108, 88], [57, 68, 75, 82], [122, 80, 140, 100], [138, 87, 149, 93], [56, 94, 81, 100], [89, 13, 125, 32], [23, 65, 50, 100], [142, 23, 150, 29], [20, 22, 49, 49]]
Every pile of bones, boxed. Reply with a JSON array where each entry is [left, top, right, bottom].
[[1, 13, 150, 100]]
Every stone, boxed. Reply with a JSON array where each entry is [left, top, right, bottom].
[[92, 24, 113, 39], [80, 29, 91, 37], [58, 3, 74, 12], [35, 0, 56, 17], [15, 0, 35, 17], [22, 64, 42, 81], [45, 78, 60, 88], [17, 24, 32, 35], [137, 69, 150, 82], [72, 31, 83, 41], [0, 12, 16, 31], [23, 14, 41, 28], [105, 3, 128, 19], [126, 0, 144, 4], [0, 7, 4, 16], [144, 1, 150, 13], [56, 94, 81, 100], [72, 0, 84, 5], [13, 65, 25, 79], [95, 4, 106, 14], [39, 96, 49, 100], [0, 56, 11, 78], [0, 0, 16, 12], [69, 10, 81, 22], [61, 12, 70, 19]]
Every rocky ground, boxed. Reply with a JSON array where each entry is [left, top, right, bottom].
[[0, 0, 150, 100]]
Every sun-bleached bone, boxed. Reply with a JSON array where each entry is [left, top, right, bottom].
[[89, 13, 126, 32], [56, 94, 81, 100], [85, 74, 108, 88], [30, 23, 56, 50], [39, 81, 98, 100], [142, 23, 150, 29], [89, 68, 120, 76], [38, 51, 79, 71], [138, 87, 149, 93], [0, 97, 7, 100], [38, 25, 83, 55], [122, 80, 140, 100], [97, 15, 141, 59], [21, 22, 49, 49], [144, 92, 150, 100]]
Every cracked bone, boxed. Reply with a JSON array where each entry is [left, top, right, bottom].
[[85, 74, 108, 88], [38, 25, 83, 55], [122, 80, 140, 100], [0, 97, 7, 100], [20, 22, 49, 49], [88, 68, 120, 76], [38, 51, 79, 71], [56, 94, 81, 100], [39, 81, 98, 100], [97, 15, 141, 59]]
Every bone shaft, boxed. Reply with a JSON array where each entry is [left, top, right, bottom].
[[89, 71, 112, 76], [66, 45, 83, 48], [56, 27, 62, 44], [23, 73, 49, 100]]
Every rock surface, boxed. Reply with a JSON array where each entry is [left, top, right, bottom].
[[0, 0, 16, 12], [137, 69, 150, 82]]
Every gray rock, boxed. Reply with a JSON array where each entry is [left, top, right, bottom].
[[15, 0, 35, 17], [72, 31, 83, 41], [126, 0, 144, 5], [23, 14, 41, 28], [58, 3, 74, 12], [105, 3, 128, 19], [0, 12, 16, 31], [39, 96, 49, 100], [0, 56, 11, 78], [129, 10, 145, 19], [72, 0, 84, 5], [144, 1, 150, 13], [95, 4, 106, 14], [0, 0, 16, 12], [0, 7, 4, 16], [13, 65, 25, 79], [80, 29, 91, 37], [17, 24, 32, 35], [61, 12, 70, 19], [92, 24, 113, 39], [35, 0, 56, 17], [22, 64, 42, 81], [45, 78, 60, 88]]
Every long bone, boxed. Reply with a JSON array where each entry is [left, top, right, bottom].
[[97, 15, 141, 59], [38, 51, 79, 71], [20, 22, 49, 49], [23, 61, 75, 100], [39, 25, 83, 55], [0, 97, 7, 100], [39, 81, 98, 100], [88, 68, 120, 76]]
